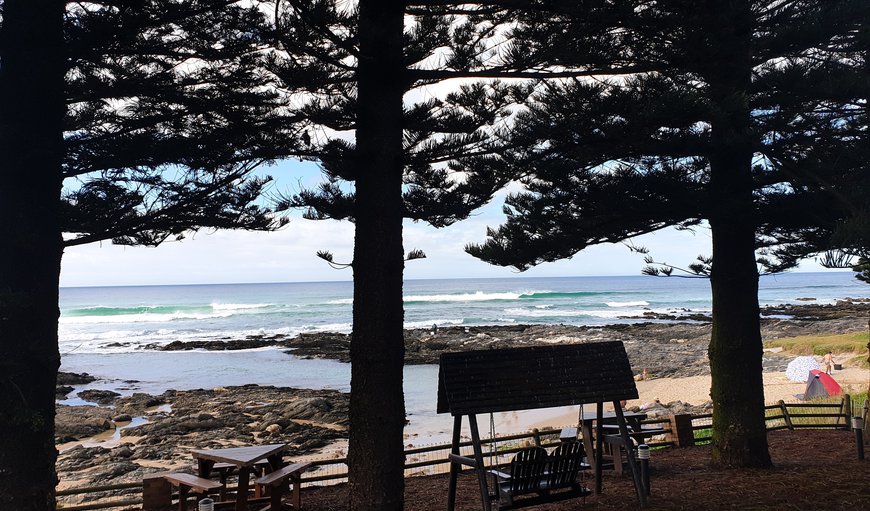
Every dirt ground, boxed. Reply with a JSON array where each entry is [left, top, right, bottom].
[[302, 429, 869, 510]]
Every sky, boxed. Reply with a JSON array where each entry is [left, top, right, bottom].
[[59, 159, 833, 287]]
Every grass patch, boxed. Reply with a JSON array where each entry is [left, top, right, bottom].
[[848, 390, 868, 416], [846, 354, 870, 369], [763, 331, 869, 356], [692, 427, 712, 445]]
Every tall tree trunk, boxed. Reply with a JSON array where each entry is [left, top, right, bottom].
[[705, 0, 772, 469], [708, 220, 772, 467], [348, 1, 406, 510], [0, 0, 66, 509]]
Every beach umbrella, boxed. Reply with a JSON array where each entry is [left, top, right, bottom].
[[809, 369, 843, 396], [785, 356, 820, 382]]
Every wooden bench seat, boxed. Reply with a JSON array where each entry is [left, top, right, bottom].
[[254, 461, 312, 510], [489, 444, 590, 510], [162, 472, 223, 511]]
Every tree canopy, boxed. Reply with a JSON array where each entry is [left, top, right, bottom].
[[468, 0, 868, 274], [466, 0, 869, 467], [61, 0, 308, 247]]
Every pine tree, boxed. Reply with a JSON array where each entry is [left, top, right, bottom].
[[0, 2, 66, 508], [268, 2, 524, 508], [467, 0, 868, 467], [0, 1, 306, 506]]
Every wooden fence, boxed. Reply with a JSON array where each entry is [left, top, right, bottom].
[[57, 396, 866, 510]]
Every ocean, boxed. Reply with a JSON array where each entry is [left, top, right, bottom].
[[58, 272, 869, 443]]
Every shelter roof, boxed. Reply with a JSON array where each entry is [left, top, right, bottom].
[[437, 341, 638, 415]]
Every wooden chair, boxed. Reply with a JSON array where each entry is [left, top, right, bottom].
[[489, 447, 548, 509], [541, 441, 590, 492]]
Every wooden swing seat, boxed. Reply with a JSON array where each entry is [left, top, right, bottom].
[[488, 443, 591, 509], [440, 342, 646, 511]]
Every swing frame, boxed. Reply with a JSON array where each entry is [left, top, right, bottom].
[[438, 342, 646, 511]]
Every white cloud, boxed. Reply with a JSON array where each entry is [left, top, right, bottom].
[[60, 156, 830, 287]]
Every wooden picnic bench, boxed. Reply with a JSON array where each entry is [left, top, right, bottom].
[[254, 461, 312, 510], [601, 424, 667, 475], [161, 472, 223, 511], [212, 460, 272, 500]]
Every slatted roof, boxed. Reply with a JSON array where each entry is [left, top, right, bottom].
[[437, 342, 638, 415]]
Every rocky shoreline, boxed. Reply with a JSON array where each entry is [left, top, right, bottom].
[[140, 300, 870, 378], [56, 385, 349, 505], [55, 300, 869, 503]]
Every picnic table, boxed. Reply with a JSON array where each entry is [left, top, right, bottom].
[[192, 443, 286, 511], [560, 410, 665, 491]]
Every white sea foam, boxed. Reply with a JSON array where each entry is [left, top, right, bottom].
[[404, 319, 464, 329], [59, 311, 234, 324], [405, 291, 522, 302], [305, 322, 353, 333], [332, 291, 537, 305], [503, 307, 590, 318], [605, 300, 650, 307], [210, 303, 273, 311], [503, 307, 652, 319]]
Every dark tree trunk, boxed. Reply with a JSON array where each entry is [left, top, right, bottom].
[[347, 1, 407, 510], [0, 0, 66, 509], [708, 220, 772, 467], [705, 0, 772, 469]]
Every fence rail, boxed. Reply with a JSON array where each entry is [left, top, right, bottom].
[[57, 396, 864, 510]]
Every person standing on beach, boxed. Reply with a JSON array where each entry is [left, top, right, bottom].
[[822, 351, 834, 374]]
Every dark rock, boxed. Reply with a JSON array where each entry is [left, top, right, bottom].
[[77, 389, 121, 405], [57, 372, 97, 385], [112, 414, 133, 423], [99, 461, 139, 479], [56, 446, 110, 471], [56, 405, 114, 440], [110, 445, 135, 459], [155, 338, 280, 351], [114, 392, 167, 415], [56, 385, 74, 399]]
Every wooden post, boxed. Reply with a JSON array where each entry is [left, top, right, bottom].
[[613, 403, 646, 508], [531, 428, 542, 447], [594, 402, 604, 495], [468, 415, 492, 511], [669, 414, 695, 447], [863, 400, 869, 445], [779, 400, 793, 430], [447, 415, 462, 511], [142, 473, 172, 511], [843, 395, 852, 430]]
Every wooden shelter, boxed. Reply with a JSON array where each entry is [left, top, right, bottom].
[[438, 342, 645, 510]]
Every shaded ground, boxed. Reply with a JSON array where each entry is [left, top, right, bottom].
[[302, 430, 869, 510]]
